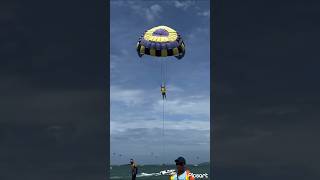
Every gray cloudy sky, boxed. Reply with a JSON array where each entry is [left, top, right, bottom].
[[110, 0, 210, 165]]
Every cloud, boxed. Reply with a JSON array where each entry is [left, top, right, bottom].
[[110, 0, 125, 7], [111, 118, 210, 135], [110, 61, 116, 73], [110, 50, 136, 83], [110, 54, 122, 75], [124, 2, 163, 22], [197, 10, 210, 17], [111, 127, 209, 148], [110, 54, 123, 77], [110, 124, 210, 164], [153, 96, 210, 116], [167, 86, 184, 93], [111, 86, 146, 106], [145, 4, 163, 22], [109, 0, 211, 165], [185, 27, 210, 43], [174, 0, 195, 10]]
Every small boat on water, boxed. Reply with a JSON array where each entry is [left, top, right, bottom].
[[138, 169, 176, 177], [139, 173, 153, 177], [160, 169, 176, 175]]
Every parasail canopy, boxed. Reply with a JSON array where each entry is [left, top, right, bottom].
[[136, 25, 185, 59]]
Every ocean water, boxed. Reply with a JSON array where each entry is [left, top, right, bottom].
[[110, 164, 210, 180]]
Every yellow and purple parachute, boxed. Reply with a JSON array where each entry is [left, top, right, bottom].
[[136, 25, 185, 59]]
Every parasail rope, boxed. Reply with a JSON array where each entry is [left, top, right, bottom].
[[160, 60, 168, 165], [163, 60, 166, 165], [161, 61, 163, 83], [165, 61, 167, 85], [162, 94, 165, 165], [160, 60, 166, 165]]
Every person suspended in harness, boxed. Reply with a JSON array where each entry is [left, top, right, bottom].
[[161, 84, 167, 100], [169, 157, 195, 180]]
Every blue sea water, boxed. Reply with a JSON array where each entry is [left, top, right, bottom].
[[110, 163, 210, 180]]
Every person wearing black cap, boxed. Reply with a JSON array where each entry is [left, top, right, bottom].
[[130, 159, 138, 180], [169, 157, 195, 180]]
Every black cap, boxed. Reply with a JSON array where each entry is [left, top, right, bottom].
[[175, 157, 186, 165]]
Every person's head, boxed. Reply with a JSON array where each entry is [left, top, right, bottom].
[[130, 159, 134, 165], [175, 157, 186, 172]]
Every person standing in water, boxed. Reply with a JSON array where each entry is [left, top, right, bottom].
[[169, 157, 195, 180], [130, 159, 138, 180]]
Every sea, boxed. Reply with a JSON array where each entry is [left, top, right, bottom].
[[110, 163, 210, 180]]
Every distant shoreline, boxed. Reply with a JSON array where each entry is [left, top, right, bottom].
[[110, 162, 210, 166]]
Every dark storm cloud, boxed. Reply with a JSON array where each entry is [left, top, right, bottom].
[[214, 0, 320, 179]]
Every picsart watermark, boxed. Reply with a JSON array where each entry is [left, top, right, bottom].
[[189, 173, 209, 179]]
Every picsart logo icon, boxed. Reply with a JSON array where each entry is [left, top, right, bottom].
[[189, 173, 209, 179]]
